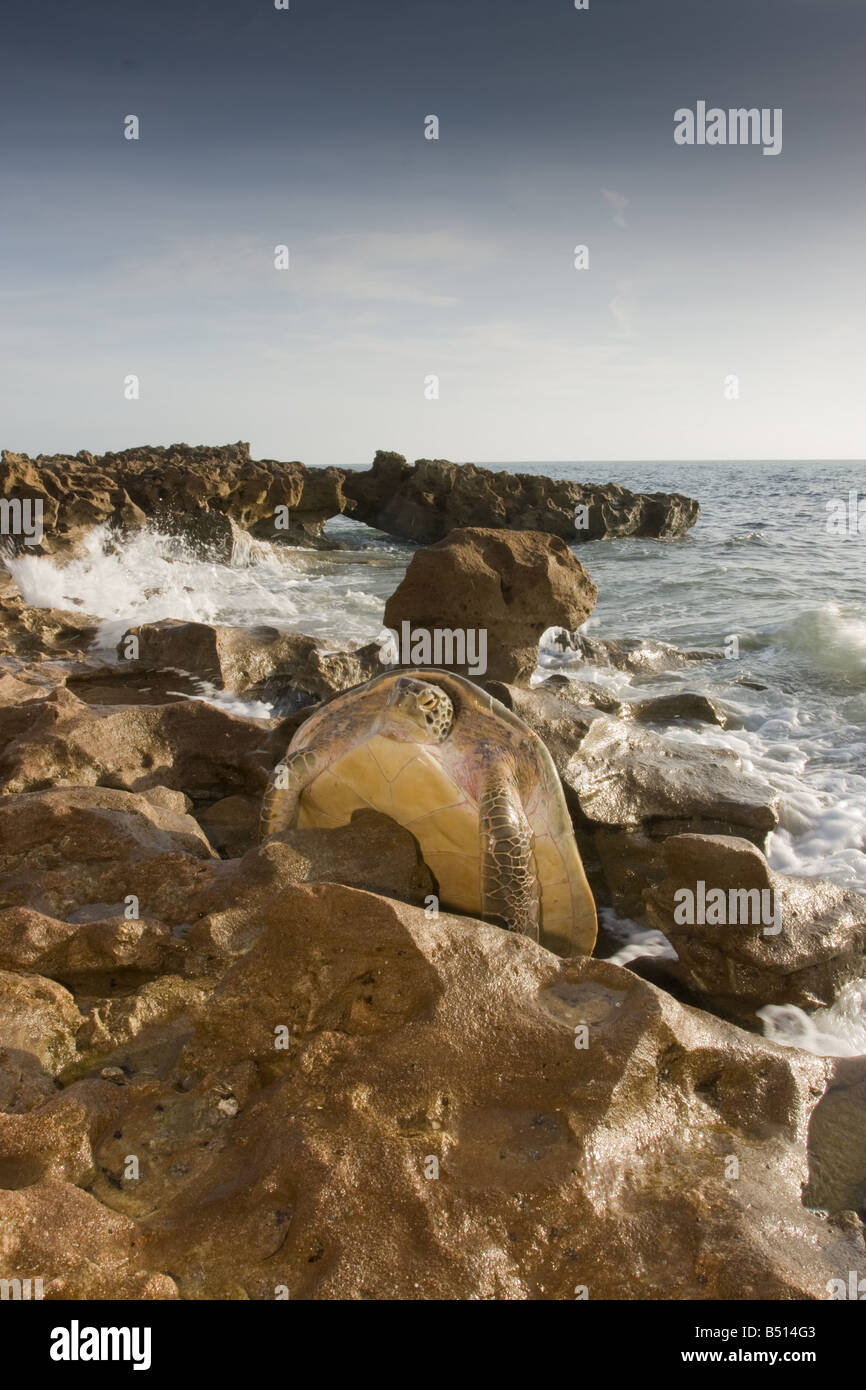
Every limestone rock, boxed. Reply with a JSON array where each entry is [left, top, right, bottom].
[[0, 971, 81, 1075], [0, 875, 862, 1299], [805, 1057, 866, 1218], [565, 716, 779, 842], [0, 786, 220, 922], [345, 452, 700, 545], [0, 689, 284, 802], [644, 834, 866, 1021], [384, 528, 597, 684], [0, 443, 348, 555], [0, 566, 100, 661], [0, 907, 173, 987], [195, 795, 260, 858], [623, 691, 729, 727], [0, 1180, 179, 1299], [251, 810, 436, 908], [120, 618, 383, 699], [573, 633, 716, 673]]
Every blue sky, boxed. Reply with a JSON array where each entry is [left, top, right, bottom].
[[1, 0, 864, 465]]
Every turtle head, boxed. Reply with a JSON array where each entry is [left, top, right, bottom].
[[381, 675, 454, 743]]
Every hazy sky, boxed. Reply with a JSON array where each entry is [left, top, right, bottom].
[[2, 0, 864, 466]]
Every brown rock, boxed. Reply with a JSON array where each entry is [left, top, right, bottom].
[[623, 691, 729, 727], [384, 528, 597, 684], [644, 834, 866, 1022], [0, 970, 81, 1074], [0, 907, 172, 988], [565, 716, 778, 842], [250, 810, 436, 908], [0, 786, 219, 921], [573, 633, 716, 673], [345, 452, 700, 545], [0, 1180, 179, 1299], [195, 795, 260, 858], [0, 689, 285, 801], [0, 566, 100, 661], [1, 876, 862, 1299], [120, 618, 383, 699], [0, 786, 216, 873], [0, 442, 348, 556], [805, 1057, 866, 1218]]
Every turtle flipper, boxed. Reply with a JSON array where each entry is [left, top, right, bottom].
[[260, 747, 328, 840], [479, 769, 540, 941]]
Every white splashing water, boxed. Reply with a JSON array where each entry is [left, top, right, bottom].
[[758, 981, 866, 1057]]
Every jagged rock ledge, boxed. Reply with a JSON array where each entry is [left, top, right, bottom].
[[344, 450, 700, 544], [0, 443, 700, 556]]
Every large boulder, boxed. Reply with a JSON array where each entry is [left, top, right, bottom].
[[383, 528, 598, 684], [644, 834, 866, 1022], [119, 618, 383, 700], [345, 452, 700, 545], [0, 786, 218, 921], [565, 716, 778, 840], [0, 879, 862, 1300], [0, 686, 286, 802]]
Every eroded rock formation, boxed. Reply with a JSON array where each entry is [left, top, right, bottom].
[[383, 527, 598, 684], [1, 443, 700, 557], [0, 858, 862, 1299], [344, 451, 700, 544]]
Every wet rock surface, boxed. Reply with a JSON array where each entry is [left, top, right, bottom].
[[565, 716, 779, 842], [384, 527, 598, 684], [0, 874, 862, 1300], [120, 618, 384, 701], [645, 834, 866, 1023]]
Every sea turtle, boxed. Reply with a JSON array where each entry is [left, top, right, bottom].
[[260, 668, 597, 956]]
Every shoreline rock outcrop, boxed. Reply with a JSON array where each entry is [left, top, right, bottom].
[[0, 442, 346, 555], [1, 443, 700, 557]]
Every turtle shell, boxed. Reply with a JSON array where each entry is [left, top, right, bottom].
[[298, 733, 482, 915], [286, 668, 596, 955]]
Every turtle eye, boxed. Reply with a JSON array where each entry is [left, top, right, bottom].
[[418, 692, 438, 711]]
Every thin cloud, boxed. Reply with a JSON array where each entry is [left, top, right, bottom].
[[602, 188, 629, 228], [609, 279, 637, 338]]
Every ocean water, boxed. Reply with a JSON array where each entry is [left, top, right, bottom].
[[7, 459, 866, 1054]]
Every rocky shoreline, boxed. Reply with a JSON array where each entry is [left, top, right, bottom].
[[0, 462, 863, 1301], [0, 442, 700, 556]]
